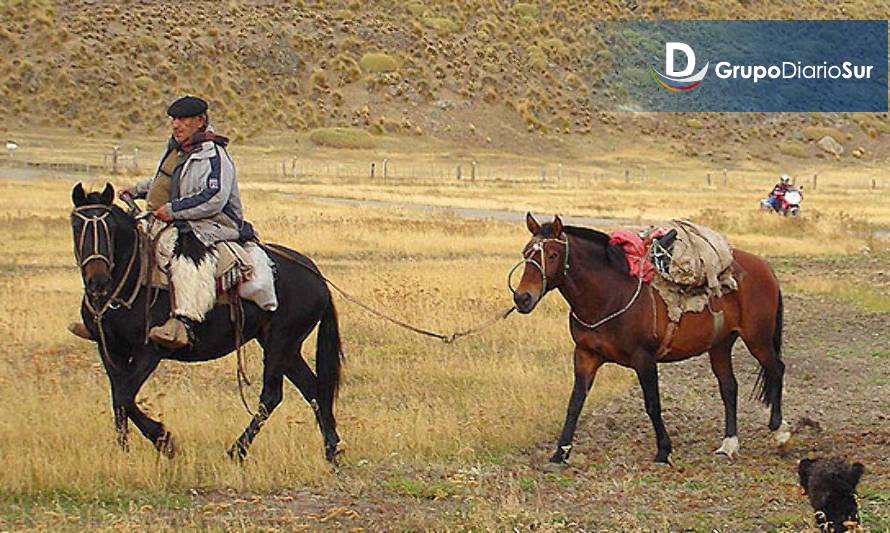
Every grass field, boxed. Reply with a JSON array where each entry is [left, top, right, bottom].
[[0, 136, 888, 530]]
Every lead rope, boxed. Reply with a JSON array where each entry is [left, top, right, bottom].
[[263, 244, 516, 343]]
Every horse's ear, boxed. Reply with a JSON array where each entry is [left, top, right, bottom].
[[849, 463, 865, 488], [798, 459, 815, 492], [526, 212, 540, 234], [99, 183, 115, 206], [552, 215, 563, 236], [72, 182, 87, 207]]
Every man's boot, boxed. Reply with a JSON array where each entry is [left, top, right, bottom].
[[149, 316, 195, 349], [67, 322, 95, 341]]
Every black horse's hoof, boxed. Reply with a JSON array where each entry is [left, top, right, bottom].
[[548, 443, 572, 465], [155, 431, 178, 459], [227, 443, 248, 463], [325, 441, 345, 464]]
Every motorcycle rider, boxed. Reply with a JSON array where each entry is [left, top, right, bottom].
[[768, 174, 792, 211]]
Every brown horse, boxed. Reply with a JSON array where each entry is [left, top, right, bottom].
[[512, 214, 789, 464]]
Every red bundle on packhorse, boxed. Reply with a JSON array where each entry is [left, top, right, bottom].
[[511, 214, 789, 464]]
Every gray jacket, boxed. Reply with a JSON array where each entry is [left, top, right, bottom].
[[135, 137, 250, 247]]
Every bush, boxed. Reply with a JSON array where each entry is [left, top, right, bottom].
[[510, 2, 539, 17], [307, 127, 376, 149], [778, 141, 809, 158], [422, 17, 458, 35], [359, 52, 399, 73]]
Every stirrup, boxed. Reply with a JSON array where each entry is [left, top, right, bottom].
[[149, 316, 195, 349]]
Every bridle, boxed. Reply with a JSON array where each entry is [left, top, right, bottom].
[[70, 203, 143, 370], [72, 204, 116, 270], [508, 232, 645, 331], [507, 235, 570, 297]]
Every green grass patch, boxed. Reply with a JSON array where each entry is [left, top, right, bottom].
[[422, 17, 458, 35], [518, 477, 536, 492], [0, 489, 192, 523], [778, 141, 809, 158], [801, 126, 849, 142], [307, 127, 377, 149], [381, 476, 457, 499], [788, 278, 890, 313], [359, 52, 399, 73], [510, 2, 539, 17]]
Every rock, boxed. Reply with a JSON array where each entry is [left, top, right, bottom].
[[817, 135, 844, 157], [852, 147, 865, 158]]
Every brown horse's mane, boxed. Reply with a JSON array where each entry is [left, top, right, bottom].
[[538, 223, 628, 273]]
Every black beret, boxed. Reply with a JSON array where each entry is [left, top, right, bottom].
[[167, 96, 208, 118]]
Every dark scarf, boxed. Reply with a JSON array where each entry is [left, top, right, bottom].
[[177, 130, 230, 153]]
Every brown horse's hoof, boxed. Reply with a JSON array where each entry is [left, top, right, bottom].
[[654, 451, 673, 466], [155, 431, 178, 458], [543, 460, 569, 472]]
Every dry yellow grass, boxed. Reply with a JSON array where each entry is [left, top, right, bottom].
[[0, 178, 630, 501]]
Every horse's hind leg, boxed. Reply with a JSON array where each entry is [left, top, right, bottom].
[[284, 357, 341, 462], [228, 361, 284, 461], [633, 351, 672, 464], [709, 333, 740, 458], [740, 324, 789, 447]]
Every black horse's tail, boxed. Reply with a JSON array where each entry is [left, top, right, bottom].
[[316, 298, 343, 411], [755, 289, 784, 406]]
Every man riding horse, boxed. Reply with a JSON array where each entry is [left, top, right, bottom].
[[69, 95, 255, 349]]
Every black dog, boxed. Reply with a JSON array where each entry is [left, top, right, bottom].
[[798, 457, 865, 532]]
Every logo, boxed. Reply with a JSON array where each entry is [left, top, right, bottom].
[[650, 42, 709, 92]]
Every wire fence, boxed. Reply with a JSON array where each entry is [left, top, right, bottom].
[[3, 147, 889, 193]]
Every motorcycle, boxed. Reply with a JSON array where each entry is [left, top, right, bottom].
[[760, 187, 802, 216]]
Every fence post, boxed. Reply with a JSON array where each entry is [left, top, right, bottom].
[[723, 168, 727, 187], [456, 164, 462, 180], [557, 163, 562, 182], [873, 178, 877, 190], [471, 160, 477, 182], [541, 168, 546, 182], [707, 173, 712, 186], [370, 162, 375, 178], [382, 159, 388, 181], [132, 148, 139, 172], [624, 168, 629, 184], [111, 146, 119, 174], [813, 173, 818, 190]]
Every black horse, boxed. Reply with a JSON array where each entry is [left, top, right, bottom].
[[70, 183, 343, 462]]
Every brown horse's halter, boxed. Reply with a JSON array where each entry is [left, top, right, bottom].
[[508, 233, 645, 331], [507, 236, 570, 296]]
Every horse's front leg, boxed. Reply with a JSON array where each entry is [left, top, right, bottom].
[[633, 352, 672, 463], [104, 353, 132, 452], [550, 346, 603, 464], [105, 351, 173, 456]]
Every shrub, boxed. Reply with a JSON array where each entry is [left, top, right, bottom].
[[359, 52, 399, 73], [307, 127, 376, 149]]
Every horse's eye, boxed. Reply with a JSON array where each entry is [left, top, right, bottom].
[[548, 252, 558, 260]]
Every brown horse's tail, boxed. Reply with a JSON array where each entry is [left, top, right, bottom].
[[754, 289, 784, 406], [316, 299, 343, 410]]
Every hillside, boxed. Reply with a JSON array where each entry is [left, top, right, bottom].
[[2, 0, 889, 163]]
